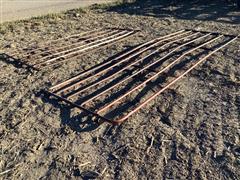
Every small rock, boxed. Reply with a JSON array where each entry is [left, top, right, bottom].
[[43, 105, 51, 114], [209, 82, 214, 87], [74, 13, 81, 17], [222, 101, 227, 106], [5, 43, 16, 48]]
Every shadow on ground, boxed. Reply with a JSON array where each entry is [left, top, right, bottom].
[[37, 90, 103, 133], [36, 40, 226, 132], [0, 53, 35, 72], [107, 0, 240, 24]]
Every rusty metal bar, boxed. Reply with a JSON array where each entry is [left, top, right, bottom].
[[33, 30, 136, 68], [40, 30, 138, 69], [7, 28, 138, 70], [96, 34, 223, 113], [21, 29, 114, 61], [12, 28, 104, 57], [50, 29, 186, 92], [80, 32, 210, 106], [44, 90, 113, 124], [54, 30, 191, 95], [30, 29, 121, 63], [57, 31, 191, 95], [43, 31, 137, 69], [44, 30, 238, 125], [111, 36, 238, 124], [32, 30, 128, 66], [65, 31, 199, 99], [186, 29, 238, 38]]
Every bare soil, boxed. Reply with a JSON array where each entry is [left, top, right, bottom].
[[0, 1, 240, 179]]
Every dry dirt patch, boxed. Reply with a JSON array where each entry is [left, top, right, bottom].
[[0, 1, 240, 179]]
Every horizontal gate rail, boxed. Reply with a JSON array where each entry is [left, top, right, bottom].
[[44, 29, 238, 125], [5, 28, 138, 70]]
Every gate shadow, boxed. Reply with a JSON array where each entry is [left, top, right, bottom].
[[105, 0, 240, 25], [38, 90, 102, 133], [37, 38, 228, 132], [0, 53, 36, 72]]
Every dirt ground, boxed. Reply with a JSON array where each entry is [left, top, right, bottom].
[[0, 0, 240, 179]]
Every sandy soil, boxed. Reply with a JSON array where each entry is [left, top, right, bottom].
[[0, 1, 240, 179], [1, 0, 114, 23]]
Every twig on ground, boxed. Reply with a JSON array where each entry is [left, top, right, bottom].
[[100, 166, 107, 177], [79, 161, 91, 167], [0, 163, 22, 176], [113, 143, 130, 154], [146, 136, 154, 154]]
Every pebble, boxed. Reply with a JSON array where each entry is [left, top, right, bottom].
[[5, 43, 16, 48]]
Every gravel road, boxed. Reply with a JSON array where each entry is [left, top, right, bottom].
[[1, 0, 114, 23]]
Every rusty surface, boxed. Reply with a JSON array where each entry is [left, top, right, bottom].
[[44, 29, 238, 125], [6, 28, 137, 70]]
